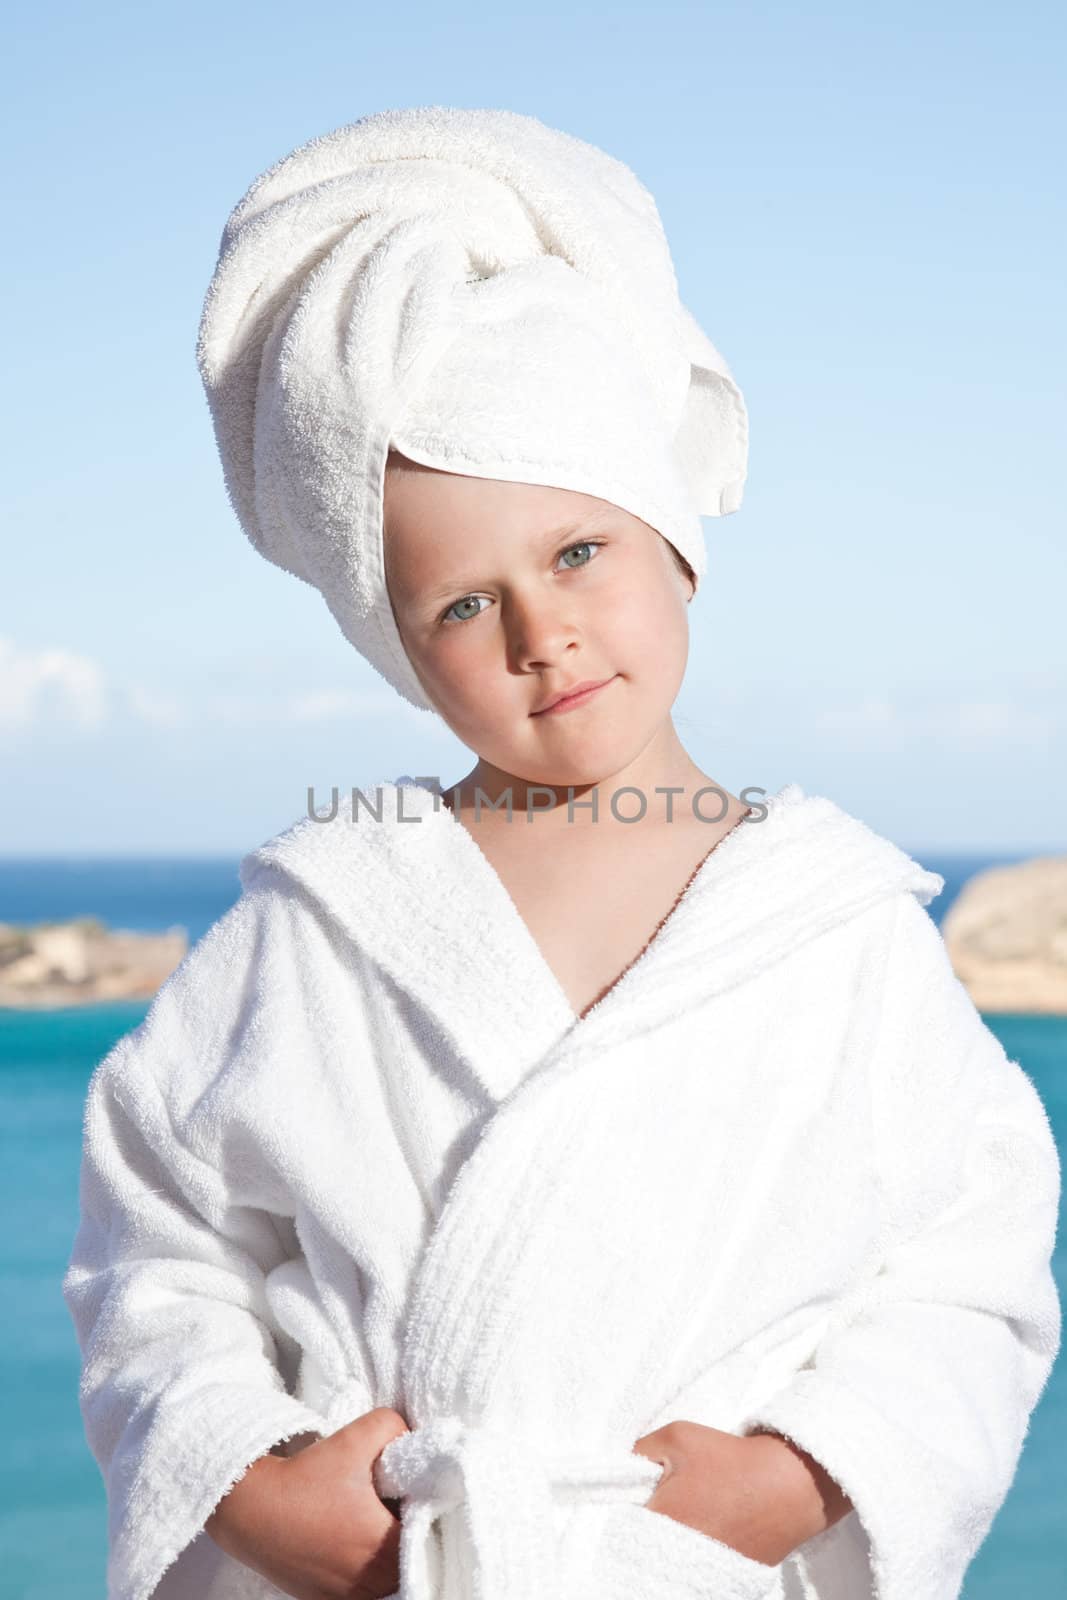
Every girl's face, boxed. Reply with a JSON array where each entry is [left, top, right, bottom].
[[383, 455, 694, 789]]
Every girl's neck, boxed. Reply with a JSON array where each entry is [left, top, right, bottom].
[[442, 759, 740, 836]]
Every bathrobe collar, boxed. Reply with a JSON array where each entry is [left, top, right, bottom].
[[239, 778, 943, 1104]]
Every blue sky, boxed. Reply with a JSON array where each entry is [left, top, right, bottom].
[[2, 1, 1063, 856]]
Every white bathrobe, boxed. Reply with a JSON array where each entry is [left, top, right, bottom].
[[62, 778, 1062, 1600]]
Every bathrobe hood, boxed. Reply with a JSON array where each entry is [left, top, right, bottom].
[[238, 778, 945, 1104]]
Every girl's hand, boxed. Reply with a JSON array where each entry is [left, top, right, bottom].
[[632, 1419, 821, 1568], [205, 1405, 410, 1600]]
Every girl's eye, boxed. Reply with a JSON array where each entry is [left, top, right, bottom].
[[440, 539, 606, 625], [558, 539, 603, 571], [442, 595, 490, 625]]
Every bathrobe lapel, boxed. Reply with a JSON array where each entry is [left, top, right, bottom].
[[244, 777, 576, 1101], [242, 776, 941, 1103]]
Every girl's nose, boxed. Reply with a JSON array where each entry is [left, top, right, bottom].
[[504, 593, 583, 675]]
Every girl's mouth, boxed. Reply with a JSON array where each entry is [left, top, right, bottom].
[[532, 675, 617, 716]]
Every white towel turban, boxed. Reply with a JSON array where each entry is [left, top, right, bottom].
[[196, 105, 749, 712]]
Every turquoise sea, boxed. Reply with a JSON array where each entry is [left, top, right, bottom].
[[0, 852, 1063, 1598]]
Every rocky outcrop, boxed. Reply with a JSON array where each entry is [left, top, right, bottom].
[[941, 857, 1067, 1015], [0, 917, 187, 1009]]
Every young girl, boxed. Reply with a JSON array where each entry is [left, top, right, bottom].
[[63, 107, 1060, 1600]]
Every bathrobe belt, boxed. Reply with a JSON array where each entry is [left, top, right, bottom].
[[373, 1413, 665, 1600]]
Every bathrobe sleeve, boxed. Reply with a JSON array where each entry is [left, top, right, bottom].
[[61, 891, 330, 1600], [739, 892, 1062, 1600]]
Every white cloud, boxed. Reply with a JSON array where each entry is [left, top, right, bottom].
[[0, 639, 435, 735], [0, 637, 108, 731], [950, 699, 1055, 743], [283, 688, 412, 722], [204, 686, 428, 725], [813, 697, 897, 734], [812, 693, 1059, 749]]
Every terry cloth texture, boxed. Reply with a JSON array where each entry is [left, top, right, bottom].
[[195, 106, 749, 709], [62, 779, 1061, 1599]]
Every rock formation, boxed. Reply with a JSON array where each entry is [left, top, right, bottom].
[[941, 856, 1067, 1015], [0, 917, 187, 1009]]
